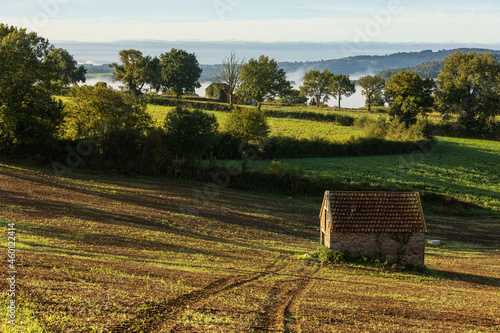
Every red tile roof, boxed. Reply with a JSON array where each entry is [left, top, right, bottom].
[[324, 192, 426, 233]]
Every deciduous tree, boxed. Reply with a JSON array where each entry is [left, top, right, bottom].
[[159, 48, 202, 98], [278, 88, 308, 105], [435, 51, 500, 131], [223, 107, 269, 144], [300, 69, 334, 107], [384, 71, 434, 126], [0, 24, 72, 155], [331, 74, 356, 109], [46, 48, 86, 88], [164, 106, 218, 164], [213, 51, 244, 108], [64, 83, 152, 141], [110, 49, 159, 96], [358, 75, 385, 112], [239, 55, 291, 111]]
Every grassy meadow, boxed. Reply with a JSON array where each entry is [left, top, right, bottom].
[[245, 136, 500, 211], [147, 104, 368, 143], [57, 97, 500, 212]]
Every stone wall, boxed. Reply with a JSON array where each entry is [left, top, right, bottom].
[[328, 232, 425, 266]]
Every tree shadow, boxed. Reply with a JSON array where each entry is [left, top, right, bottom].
[[430, 269, 500, 288], [0, 163, 318, 241]]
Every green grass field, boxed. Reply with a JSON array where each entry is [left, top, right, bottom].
[[266, 117, 365, 142], [139, 102, 500, 214], [261, 103, 390, 118], [57, 97, 500, 214], [244, 136, 500, 211], [147, 104, 367, 143]]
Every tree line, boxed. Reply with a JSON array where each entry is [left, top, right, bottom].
[[1, 22, 499, 170], [304, 52, 500, 135], [104, 42, 500, 137]]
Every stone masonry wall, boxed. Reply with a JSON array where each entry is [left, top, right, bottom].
[[328, 232, 425, 266]]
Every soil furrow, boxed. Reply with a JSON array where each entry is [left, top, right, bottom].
[[253, 266, 321, 333], [109, 258, 285, 333], [283, 267, 321, 333]]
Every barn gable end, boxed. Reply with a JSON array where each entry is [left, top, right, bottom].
[[320, 191, 427, 266]]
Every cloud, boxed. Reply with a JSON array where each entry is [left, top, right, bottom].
[[7, 9, 500, 44]]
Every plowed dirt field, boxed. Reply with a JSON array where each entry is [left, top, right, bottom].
[[0, 161, 499, 332]]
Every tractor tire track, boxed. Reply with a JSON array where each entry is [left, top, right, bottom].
[[283, 267, 321, 333], [252, 266, 321, 333], [109, 258, 286, 333]]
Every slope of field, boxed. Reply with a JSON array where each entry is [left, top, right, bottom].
[[247, 136, 500, 212], [0, 161, 499, 332]]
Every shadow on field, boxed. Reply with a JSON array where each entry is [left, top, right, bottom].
[[0, 164, 318, 241], [2, 188, 310, 258], [432, 269, 500, 288], [426, 217, 500, 248]]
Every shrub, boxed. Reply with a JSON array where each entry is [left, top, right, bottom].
[[314, 246, 345, 264], [213, 132, 243, 160], [259, 136, 434, 159], [64, 84, 153, 142], [164, 106, 219, 165], [99, 127, 171, 175], [147, 94, 232, 112], [263, 109, 354, 126], [354, 115, 433, 141], [223, 107, 269, 145]]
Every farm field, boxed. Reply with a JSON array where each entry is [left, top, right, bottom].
[[266, 117, 365, 142], [146, 104, 367, 143], [261, 103, 388, 119], [1, 161, 499, 332], [246, 136, 500, 212]]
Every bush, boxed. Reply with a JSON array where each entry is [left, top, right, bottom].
[[212, 130, 435, 160], [431, 118, 500, 140], [354, 115, 433, 141], [213, 132, 243, 160], [314, 246, 345, 264], [260, 136, 434, 159], [223, 107, 269, 145], [99, 127, 171, 175], [164, 106, 219, 165], [263, 109, 354, 126], [64, 84, 153, 142], [267, 160, 304, 192], [51, 127, 172, 177]]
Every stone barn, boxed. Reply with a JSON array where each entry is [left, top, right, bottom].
[[320, 191, 427, 266]]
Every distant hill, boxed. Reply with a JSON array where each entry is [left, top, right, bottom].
[[377, 61, 444, 80], [276, 48, 500, 79], [84, 48, 500, 83], [84, 64, 114, 74]]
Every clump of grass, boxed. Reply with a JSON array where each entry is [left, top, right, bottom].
[[312, 246, 345, 264], [354, 115, 433, 140]]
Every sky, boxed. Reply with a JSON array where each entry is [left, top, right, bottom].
[[2, 0, 500, 44]]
